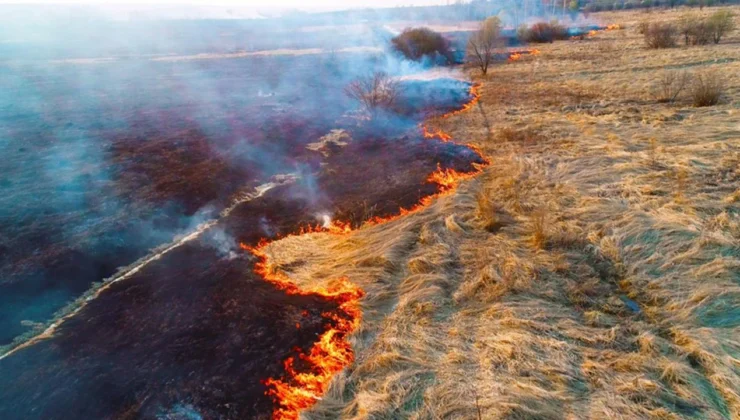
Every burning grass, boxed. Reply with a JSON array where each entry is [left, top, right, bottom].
[[252, 6, 740, 419], [241, 239, 364, 420], [239, 84, 488, 419]]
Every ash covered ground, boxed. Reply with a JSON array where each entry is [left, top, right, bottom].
[[0, 15, 483, 419]]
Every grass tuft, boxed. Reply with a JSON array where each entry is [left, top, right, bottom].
[[690, 72, 724, 107]]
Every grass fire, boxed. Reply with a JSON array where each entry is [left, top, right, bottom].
[[0, 1, 739, 420]]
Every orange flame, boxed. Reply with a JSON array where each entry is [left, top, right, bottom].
[[507, 49, 539, 62], [607, 23, 621, 30], [426, 163, 477, 192], [296, 219, 353, 236], [241, 240, 364, 420], [245, 81, 489, 420], [366, 85, 489, 226], [422, 126, 452, 141], [445, 83, 481, 117]]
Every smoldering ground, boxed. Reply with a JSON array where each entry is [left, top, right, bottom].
[[0, 7, 487, 420]]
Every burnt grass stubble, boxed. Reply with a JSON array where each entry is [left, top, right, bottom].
[[0, 55, 483, 418]]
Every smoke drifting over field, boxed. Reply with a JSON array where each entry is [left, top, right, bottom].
[[0, 5, 487, 419]]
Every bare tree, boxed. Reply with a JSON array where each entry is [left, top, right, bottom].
[[344, 72, 399, 116], [466, 16, 503, 76]]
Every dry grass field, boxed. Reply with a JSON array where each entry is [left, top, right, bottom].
[[256, 7, 739, 419]]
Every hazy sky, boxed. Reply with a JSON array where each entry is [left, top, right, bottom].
[[0, 0, 451, 11]]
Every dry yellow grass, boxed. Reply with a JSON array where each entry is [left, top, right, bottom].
[[259, 7, 740, 419]]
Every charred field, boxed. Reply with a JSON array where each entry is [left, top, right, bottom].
[[0, 15, 485, 420], [2, 5, 739, 420]]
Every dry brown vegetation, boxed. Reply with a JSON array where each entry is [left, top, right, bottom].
[[344, 72, 400, 115], [644, 22, 679, 48], [690, 72, 725, 107], [517, 21, 570, 43], [259, 7, 740, 419], [391, 27, 454, 63], [467, 16, 504, 75], [652, 70, 690, 103]]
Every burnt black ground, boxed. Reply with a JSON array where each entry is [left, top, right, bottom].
[[0, 19, 484, 417], [0, 131, 483, 419]]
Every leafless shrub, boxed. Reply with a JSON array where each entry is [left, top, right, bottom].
[[636, 20, 650, 35], [391, 27, 453, 63], [344, 72, 400, 116], [707, 9, 736, 44], [652, 70, 690, 103], [644, 23, 678, 48], [678, 13, 711, 45], [551, 21, 570, 40], [517, 21, 569, 43], [466, 16, 503, 76], [690, 72, 724, 107]]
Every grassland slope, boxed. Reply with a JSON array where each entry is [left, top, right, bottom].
[[260, 7, 740, 419]]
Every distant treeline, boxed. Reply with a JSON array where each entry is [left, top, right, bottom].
[[301, 0, 740, 26]]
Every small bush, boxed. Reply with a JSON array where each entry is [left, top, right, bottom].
[[679, 13, 711, 45], [637, 20, 650, 34], [524, 22, 555, 43], [345, 72, 400, 115], [652, 70, 690, 103], [690, 72, 724, 107], [644, 22, 678, 48], [391, 28, 453, 63], [707, 9, 736, 44], [551, 21, 571, 40], [518, 22, 569, 43]]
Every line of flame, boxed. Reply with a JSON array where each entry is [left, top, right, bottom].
[[240, 239, 364, 420], [571, 23, 622, 39], [242, 83, 488, 420], [507, 48, 540, 62]]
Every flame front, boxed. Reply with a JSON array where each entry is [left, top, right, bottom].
[[244, 83, 487, 420], [508, 48, 540, 62], [240, 240, 364, 420], [427, 163, 477, 192]]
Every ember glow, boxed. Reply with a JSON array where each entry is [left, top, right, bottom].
[[445, 83, 481, 117], [240, 84, 487, 420], [508, 49, 541, 62], [240, 240, 363, 420]]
